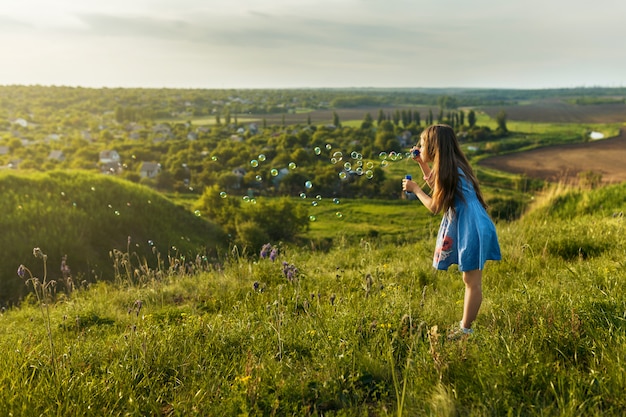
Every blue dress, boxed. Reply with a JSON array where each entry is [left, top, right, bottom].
[[433, 172, 501, 271]]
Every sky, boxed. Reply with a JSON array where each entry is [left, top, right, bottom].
[[1, 0, 625, 90]]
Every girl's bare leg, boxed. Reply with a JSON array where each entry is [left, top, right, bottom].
[[461, 269, 483, 329]]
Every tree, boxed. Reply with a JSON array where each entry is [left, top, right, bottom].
[[496, 110, 508, 134], [332, 111, 341, 128], [361, 112, 373, 129], [468, 110, 477, 128], [377, 109, 385, 126]]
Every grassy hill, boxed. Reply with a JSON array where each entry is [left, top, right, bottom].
[[0, 182, 625, 415], [0, 170, 226, 304]]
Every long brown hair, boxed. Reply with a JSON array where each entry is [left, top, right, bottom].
[[421, 124, 487, 214]]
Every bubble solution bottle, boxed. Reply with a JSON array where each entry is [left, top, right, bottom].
[[404, 175, 417, 200]]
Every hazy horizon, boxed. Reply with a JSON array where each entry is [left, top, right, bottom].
[[2, 0, 625, 90]]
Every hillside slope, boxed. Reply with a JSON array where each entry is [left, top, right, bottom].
[[0, 171, 226, 304]]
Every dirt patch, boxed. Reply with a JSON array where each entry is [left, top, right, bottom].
[[479, 128, 626, 184]]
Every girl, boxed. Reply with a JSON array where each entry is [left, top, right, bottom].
[[402, 124, 501, 339]]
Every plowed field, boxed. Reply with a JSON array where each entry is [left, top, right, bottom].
[[479, 128, 626, 184]]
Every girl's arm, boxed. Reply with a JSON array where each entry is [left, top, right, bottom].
[[418, 161, 434, 188], [402, 178, 437, 213]]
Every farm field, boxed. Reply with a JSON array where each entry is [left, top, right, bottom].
[[480, 127, 626, 184]]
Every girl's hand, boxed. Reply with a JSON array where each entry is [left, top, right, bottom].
[[402, 178, 420, 194], [410, 146, 423, 163]]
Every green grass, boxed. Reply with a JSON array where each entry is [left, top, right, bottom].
[[2, 180, 626, 415], [0, 171, 226, 304]]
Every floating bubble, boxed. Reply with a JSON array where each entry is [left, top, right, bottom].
[[351, 151, 358, 159], [338, 172, 347, 180], [91, 186, 96, 191], [379, 152, 388, 160], [314, 147, 322, 155], [333, 198, 340, 205], [289, 162, 297, 170], [243, 196, 250, 202], [356, 167, 363, 175], [220, 191, 228, 198], [316, 195, 322, 200], [250, 159, 259, 168], [309, 215, 317, 222], [250, 198, 257, 204], [311, 201, 318, 207], [356, 160, 363, 167], [108, 204, 113, 209], [300, 192, 307, 199], [343, 162, 352, 170], [389, 151, 397, 161], [336, 212, 343, 218], [61, 191, 65, 197], [194, 210, 201, 216], [258, 154, 266, 162], [211, 155, 218, 161], [366, 161, 374, 169], [189, 187, 194, 191], [148, 240, 154, 246], [330, 157, 338, 164], [366, 170, 374, 179], [114, 210, 120, 216], [270, 168, 279, 177], [325, 144, 332, 150], [256, 175, 263, 182], [305, 181, 313, 189], [381, 160, 389, 167]]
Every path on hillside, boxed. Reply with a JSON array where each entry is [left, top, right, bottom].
[[479, 128, 626, 184]]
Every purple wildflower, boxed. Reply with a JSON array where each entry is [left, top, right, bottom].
[[281, 261, 298, 281], [60, 255, 71, 279], [17, 264, 26, 279], [260, 243, 272, 259], [269, 247, 278, 262]]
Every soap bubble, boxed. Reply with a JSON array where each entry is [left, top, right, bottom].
[[379, 152, 388, 160], [305, 181, 313, 189], [338, 172, 347, 180], [309, 215, 317, 222], [314, 147, 321, 155], [356, 167, 363, 175], [194, 210, 201, 216], [335, 212, 343, 218], [325, 144, 332, 150], [220, 191, 228, 198], [333, 198, 340, 204], [243, 196, 250, 202], [316, 195, 322, 200], [351, 151, 358, 159], [366, 170, 374, 179], [289, 162, 297, 170], [381, 160, 389, 167], [343, 162, 352, 170], [258, 154, 266, 162], [256, 175, 263, 182], [330, 158, 338, 164], [211, 155, 218, 161], [114, 210, 120, 216], [311, 201, 318, 207], [300, 192, 307, 199], [250, 159, 259, 168], [148, 240, 154, 246], [366, 161, 374, 169], [270, 168, 279, 176]]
